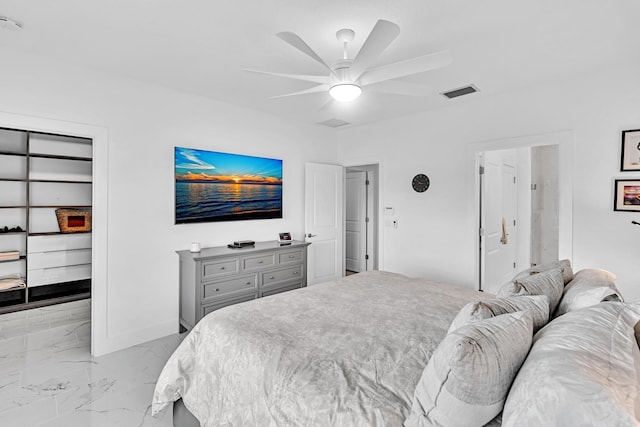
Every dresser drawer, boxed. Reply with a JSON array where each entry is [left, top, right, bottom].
[[202, 258, 239, 280], [202, 292, 257, 317], [261, 281, 303, 298], [203, 275, 258, 301], [278, 249, 303, 265], [262, 265, 303, 286], [243, 253, 275, 270]]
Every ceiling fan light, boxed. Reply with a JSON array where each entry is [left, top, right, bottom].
[[329, 83, 362, 102]]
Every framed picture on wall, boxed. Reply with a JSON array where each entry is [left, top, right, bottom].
[[614, 179, 640, 212], [174, 147, 283, 224], [620, 129, 640, 171]]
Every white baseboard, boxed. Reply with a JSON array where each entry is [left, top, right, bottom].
[[93, 318, 178, 356]]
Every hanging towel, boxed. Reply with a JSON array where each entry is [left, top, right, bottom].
[[500, 217, 509, 245]]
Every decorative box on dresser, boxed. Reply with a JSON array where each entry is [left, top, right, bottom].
[[177, 240, 310, 331]]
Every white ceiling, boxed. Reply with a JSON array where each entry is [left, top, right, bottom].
[[2, 0, 640, 128]]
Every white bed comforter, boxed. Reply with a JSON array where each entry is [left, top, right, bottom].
[[152, 271, 488, 426]]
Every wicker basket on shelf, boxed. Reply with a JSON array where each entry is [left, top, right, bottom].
[[55, 208, 92, 233]]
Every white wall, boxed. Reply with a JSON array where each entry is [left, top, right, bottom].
[[337, 64, 640, 301], [3, 50, 640, 354], [0, 52, 337, 354]]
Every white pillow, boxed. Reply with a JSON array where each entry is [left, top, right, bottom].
[[447, 295, 549, 333], [405, 311, 533, 427], [554, 268, 623, 317], [497, 268, 564, 314], [502, 302, 640, 427], [513, 259, 573, 285]]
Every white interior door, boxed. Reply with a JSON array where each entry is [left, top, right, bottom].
[[481, 150, 518, 294], [345, 171, 367, 273], [305, 163, 344, 285]]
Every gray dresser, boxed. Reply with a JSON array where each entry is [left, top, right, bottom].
[[177, 240, 310, 331]]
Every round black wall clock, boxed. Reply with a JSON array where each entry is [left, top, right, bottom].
[[412, 174, 430, 193]]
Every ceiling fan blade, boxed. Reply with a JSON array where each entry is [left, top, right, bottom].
[[244, 69, 327, 84], [349, 20, 400, 81], [367, 80, 433, 96], [318, 97, 334, 112], [360, 50, 453, 86], [276, 31, 334, 73], [269, 84, 329, 99]]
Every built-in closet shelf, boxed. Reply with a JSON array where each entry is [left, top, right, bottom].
[[30, 205, 92, 209], [0, 152, 92, 162], [0, 151, 26, 157], [0, 178, 27, 182], [30, 179, 92, 184], [29, 231, 91, 237], [35, 262, 91, 269], [0, 232, 27, 236], [2, 205, 92, 208], [0, 291, 90, 314], [29, 153, 92, 162], [0, 288, 25, 295], [0, 256, 26, 264]]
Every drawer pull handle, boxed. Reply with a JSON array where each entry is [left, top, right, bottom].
[[269, 276, 275, 280], [289, 255, 295, 258], [293, 271, 299, 275], [258, 260, 263, 264], [220, 266, 225, 270], [245, 281, 251, 285], [215, 288, 220, 292]]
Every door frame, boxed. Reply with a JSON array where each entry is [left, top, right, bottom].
[[0, 111, 109, 356], [341, 161, 383, 272], [345, 169, 368, 272], [469, 131, 573, 292]]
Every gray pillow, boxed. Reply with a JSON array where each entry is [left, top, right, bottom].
[[513, 259, 573, 285], [448, 295, 549, 333], [554, 269, 624, 317], [502, 302, 640, 427], [497, 268, 564, 314], [405, 311, 534, 427]]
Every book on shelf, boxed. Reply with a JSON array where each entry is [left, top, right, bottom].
[[0, 251, 20, 261]]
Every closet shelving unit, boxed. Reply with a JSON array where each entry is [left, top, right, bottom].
[[0, 127, 93, 314]]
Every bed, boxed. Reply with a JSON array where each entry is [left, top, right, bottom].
[[152, 271, 490, 426], [152, 266, 640, 426]]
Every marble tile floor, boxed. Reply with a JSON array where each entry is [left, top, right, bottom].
[[0, 299, 185, 426]]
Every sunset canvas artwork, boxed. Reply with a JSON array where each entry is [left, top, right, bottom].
[[175, 147, 283, 223]]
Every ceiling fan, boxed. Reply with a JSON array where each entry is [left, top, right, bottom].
[[245, 19, 452, 104]]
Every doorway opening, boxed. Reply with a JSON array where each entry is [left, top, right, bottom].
[[345, 164, 379, 275], [0, 111, 108, 355], [474, 131, 572, 294]]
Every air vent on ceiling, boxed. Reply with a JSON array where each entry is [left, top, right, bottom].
[[441, 84, 479, 99], [318, 118, 350, 128]]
